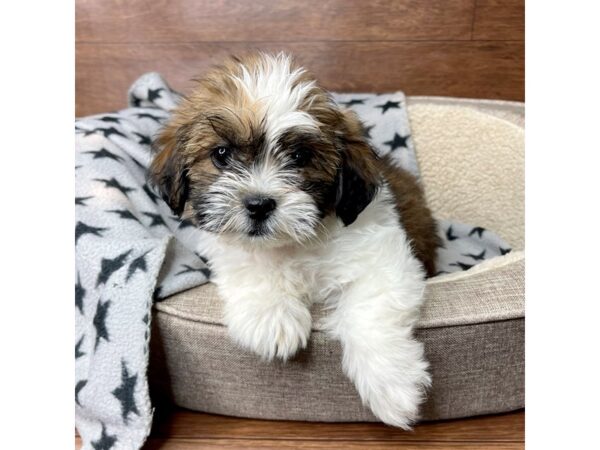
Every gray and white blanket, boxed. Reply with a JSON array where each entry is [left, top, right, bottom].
[[75, 73, 511, 450]]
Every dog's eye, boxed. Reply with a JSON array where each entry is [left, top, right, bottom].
[[290, 147, 311, 167], [211, 146, 232, 169]]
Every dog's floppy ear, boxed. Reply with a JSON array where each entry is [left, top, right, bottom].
[[149, 123, 191, 216], [335, 110, 381, 226]]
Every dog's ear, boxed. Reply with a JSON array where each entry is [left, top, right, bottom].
[[335, 110, 381, 226], [149, 123, 191, 216]]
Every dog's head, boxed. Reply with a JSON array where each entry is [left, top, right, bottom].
[[150, 53, 380, 247]]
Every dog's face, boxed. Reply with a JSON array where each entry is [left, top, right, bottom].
[[150, 53, 380, 247]]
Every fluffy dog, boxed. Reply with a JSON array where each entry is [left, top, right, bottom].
[[150, 53, 440, 428]]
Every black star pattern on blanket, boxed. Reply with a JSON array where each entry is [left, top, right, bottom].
[[383, 133, 410, 151], [469, 226, 486, 238], [76, 196, 93, 206], [143, 211, 167, 227], [84, 127, 126, 139], [176, 263, 211, 278], [450, 261, 474, 271], [76, 379, 87, 406], [76, 274, 86, 314], [147, 87, 164, 102], [96, 250, 132, 287], [112, 360, 140, 423], [126, 252, 149, 282], [92, 424, 117, 450], [95, 178, 135, 197], [130, 93, 142, 107], [500, 246, 512, 255], [341, 98, 366, 106], [376, 100, 401, 114], [93, 300, 111, 349], [96, 250, 131, 287], [107, 209, 142, 224], [130, 156, 146, 170], [195, 252, 210, 264], [99, 116, 121, 124], [446, 226, 458, 241], [133, 132, 152, 146], [85, 148, 124, 162], [462, 249, 486, 261], [76, 221, 108, 244], [135, 112, 163, 123], [76, 336, 85, 359], [362, 124, 375, 139], [143, 184, 160, 203]]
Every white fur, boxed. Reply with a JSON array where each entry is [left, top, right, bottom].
[[197, 185, 431, 428], [199, 155, 321, 246], [230, 52, 321, 145]]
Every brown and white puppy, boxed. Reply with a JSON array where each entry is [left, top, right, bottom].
[[150, 53, 439, 428]]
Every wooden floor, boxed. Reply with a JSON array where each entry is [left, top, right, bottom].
[[76, 408, 524, 449]]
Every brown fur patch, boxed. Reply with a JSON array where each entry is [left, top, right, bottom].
[[378, 156, 441, 277], [275, 129, 340, 214], [339, 109, 439, 276], [338, 110, 382, 186]]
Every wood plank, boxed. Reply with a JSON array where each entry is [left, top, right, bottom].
[[151, 409, 524, 442], [141, 440, 524, 449], [76, 411, 524, 449], [76, 436, 524, 449], [76, 41, 524, 116], [76, 0, 474, 43], [472, 0, 525, 40]]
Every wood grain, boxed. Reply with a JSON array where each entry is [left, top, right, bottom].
[[76, 0, 474, 43], [76, 41, 524, 116], [141, 440, 524, 449], [473, 0, 525, 40], [75, 0, 524, 115], [76, 410, 524, 449], [75, 438, 525, 450], [150, 409, 524, 442], [76, 438, 524, 449]]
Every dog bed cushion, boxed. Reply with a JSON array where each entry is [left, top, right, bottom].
[[149, 97, 525, 421]]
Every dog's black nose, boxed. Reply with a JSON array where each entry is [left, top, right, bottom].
[[243, 195, 277, 221]]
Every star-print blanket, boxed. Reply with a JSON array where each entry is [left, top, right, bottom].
[[75, 73, 512, 450]]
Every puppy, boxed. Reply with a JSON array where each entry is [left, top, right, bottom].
[[150, 53, 440, 428]]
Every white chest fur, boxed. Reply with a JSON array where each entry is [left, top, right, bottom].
[[196, 185, 430, 429], [201, 186, 418, 299]]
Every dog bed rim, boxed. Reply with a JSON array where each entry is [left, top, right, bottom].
[[154, 251, 524, 331]]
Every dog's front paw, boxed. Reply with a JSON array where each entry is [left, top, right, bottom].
[[225, 299, 312, 361], [368, 362, 431, 429], [351, 339, 431, 429]]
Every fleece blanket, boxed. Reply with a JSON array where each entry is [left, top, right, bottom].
[[74, 73, 511, 450]]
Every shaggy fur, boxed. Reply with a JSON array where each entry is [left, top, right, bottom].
[[150, 52, 439, 428]]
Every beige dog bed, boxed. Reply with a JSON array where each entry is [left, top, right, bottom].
[[149, 97, 525, 422]]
